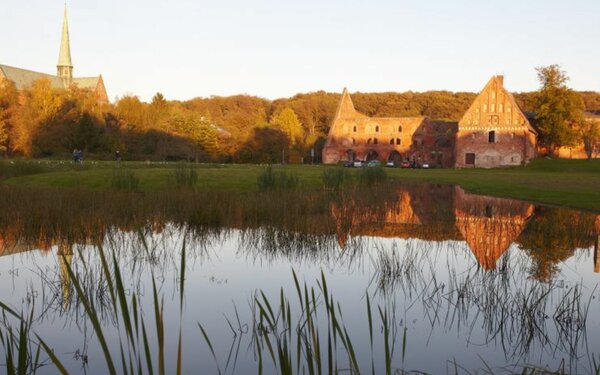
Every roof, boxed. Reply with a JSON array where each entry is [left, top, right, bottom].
[[72, 77, 100, 90], [0, 64, 102, 92], [0, 64, 65, 90]]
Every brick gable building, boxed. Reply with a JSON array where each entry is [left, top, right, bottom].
[[323, 76, 539, 168], [322, 88, 456, 167], [0, 6, 108, 104], [455, 76, 537, 168]]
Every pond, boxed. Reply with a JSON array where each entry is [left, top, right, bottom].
[[0, 184, 599, 374]]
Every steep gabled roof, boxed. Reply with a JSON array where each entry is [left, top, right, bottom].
[[333, 88, 366, 120], [459, 75, 537, 135], [0, 64, 65, 90]]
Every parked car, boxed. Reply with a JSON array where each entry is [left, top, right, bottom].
[[353, 160, 364, 168], [421, 163, 430, 169], [366, 160, 381, 167], [386, 160, 395, 167], [343, 160, 354, 168], [400, 161, 411, 168]]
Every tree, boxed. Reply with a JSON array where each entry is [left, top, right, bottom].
[[533, 65, 585, 154], [577, 119, 600, 160], [270, 107, 303, 146], [0, 80, 19, 156]]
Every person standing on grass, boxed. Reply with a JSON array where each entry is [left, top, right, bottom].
[[115, 150, 121, 162]]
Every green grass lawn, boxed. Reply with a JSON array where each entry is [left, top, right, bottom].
[[1, 158, 599, 212]]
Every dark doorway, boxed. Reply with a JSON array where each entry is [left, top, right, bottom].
[[366, 150, 379, 161], [389, 150, 402, 166], [488, 131, 496, 143], [465, 153, 475, 165], [346, 149, 355, 161]]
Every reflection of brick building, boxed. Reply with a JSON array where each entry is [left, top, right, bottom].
[[322, 89, 456, 167], [0, 6, 108, 103], [455, 76, 537, 167], [454, 187, 534, 270]]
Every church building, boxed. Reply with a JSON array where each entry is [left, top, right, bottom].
[[0, 6, 108, 103]]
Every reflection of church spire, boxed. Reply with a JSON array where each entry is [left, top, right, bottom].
[[58, 242, 74, 309], [454, 187, 534, 271], [595, 216, 600, 273]]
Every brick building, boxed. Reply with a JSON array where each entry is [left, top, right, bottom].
[[455, 76, 537, 168], [323, 76, 544, 168], [322, 88, 456, 167], [0, 6, 108, 103]]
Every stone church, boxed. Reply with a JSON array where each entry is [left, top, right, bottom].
[[0, 6, 108, 103], [323, 75, 538, 168]]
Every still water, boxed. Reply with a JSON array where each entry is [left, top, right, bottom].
[[0, 184, 599, 374]]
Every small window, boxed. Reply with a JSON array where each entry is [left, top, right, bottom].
[[396, 138, 401, 145], [483, 104, 488, 112], [499, 104, 503, 113], [465, 153, 475, 165], [491, 91, 496, 100], [390, 139, 394, 145], [507, 105, 512, 113], [353, 126, 357, 132], [352, 138, 356, 145], [374, 138, 378, 144], [375, 125, 380, 132], [491, 103, 495, 112], [398, 126, 402, 132], [367, 138, 372, 144], [488, 131, 496, 143]]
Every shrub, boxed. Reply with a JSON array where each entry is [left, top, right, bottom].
[[358, 166, 387, 186], [322, 167, 352, 190], [257, 166, 299, 192], [169, 163, 199, 190], [111, 167, 140, 192]]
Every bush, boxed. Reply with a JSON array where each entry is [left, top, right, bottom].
[[169, 163, 199, 190], [257, 166, 299, 192], [357, 166, 387, 186], [322, 167, 352, 190], [111, 167, 140, 192]]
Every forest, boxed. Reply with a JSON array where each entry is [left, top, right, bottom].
[[1, 76, 599, 162]]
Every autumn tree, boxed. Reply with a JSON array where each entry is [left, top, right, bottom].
[[0, 80, 19, 156], [533, 65, 585, 154], [270, 107, 303, 146]]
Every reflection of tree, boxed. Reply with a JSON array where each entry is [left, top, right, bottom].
[[517, 208, 597, 281]]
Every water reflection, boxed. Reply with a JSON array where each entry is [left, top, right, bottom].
[[0, 185, 599, 373]]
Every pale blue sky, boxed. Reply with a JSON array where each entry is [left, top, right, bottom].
[[1, 0, 598, 102]]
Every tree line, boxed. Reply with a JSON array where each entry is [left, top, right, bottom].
[[1, 65, 598, 161]]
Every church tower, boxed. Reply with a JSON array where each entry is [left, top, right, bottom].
[[57, 5, 73, 86]]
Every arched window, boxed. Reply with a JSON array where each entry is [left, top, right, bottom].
[[375, 125, 380, 132], [390, 139, 394, 144], [396, 138, 401, 145], [374, 138, 378, 144], [398, 126, 403, 132], [367, 138, 372, 144], [352, 138, 356, 145], [353, 126, 357, 132]]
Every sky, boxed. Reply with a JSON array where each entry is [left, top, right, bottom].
[[1, 0, 599, 102]]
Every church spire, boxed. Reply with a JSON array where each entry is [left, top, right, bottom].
[[57, 4, 73, 86]]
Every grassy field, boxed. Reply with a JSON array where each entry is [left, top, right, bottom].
[[1, 158, 599, 211]]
